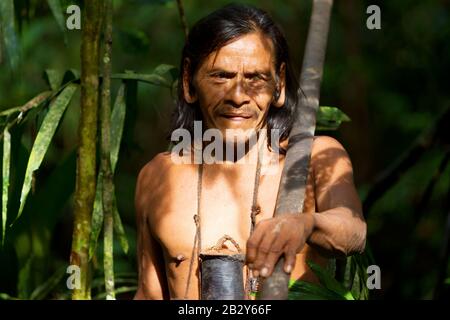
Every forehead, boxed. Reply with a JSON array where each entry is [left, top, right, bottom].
[[202, 32, 276, 71]]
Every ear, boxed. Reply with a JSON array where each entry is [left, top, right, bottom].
[[273, 63, 286, 108], [182, 58, 198, 104]]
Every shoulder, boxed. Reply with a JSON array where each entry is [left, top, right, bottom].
[[135, 151, 197, 214], [135, 152, 174, 214], [312, 135, 347, 153], [136, 152, 172, 189], [311, 135, 350, 161], [310, 136, 354, 182]]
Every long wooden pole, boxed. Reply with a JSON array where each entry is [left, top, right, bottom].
[[259, 0, 334, 300]]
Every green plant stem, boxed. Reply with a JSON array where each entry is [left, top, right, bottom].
[[100, 0, 115, 300], [70, 0, 103, 300], [176, 0, 188, 39]]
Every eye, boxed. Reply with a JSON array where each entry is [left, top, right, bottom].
[[246, 73, 266, 82], [211, 72, 233, 79]]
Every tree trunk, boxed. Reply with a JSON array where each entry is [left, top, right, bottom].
[[70, 0, 103, 300]]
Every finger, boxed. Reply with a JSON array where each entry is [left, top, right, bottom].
[[246, 220, 268, 265], [252, 225, 281, 272], [283, 244, 297, 274], [259, 237, 286, 277]]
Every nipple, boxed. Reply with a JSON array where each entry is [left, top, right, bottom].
[[175, 253, 187, 266]]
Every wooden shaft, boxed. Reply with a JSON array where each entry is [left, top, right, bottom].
[[259, 0, 334, 300]]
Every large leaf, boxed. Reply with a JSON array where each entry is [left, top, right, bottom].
[[112, 72, 172, 88], [110, 84, 129, 254], [2, 128, 11, 246], [46, 0, 68, 45], [14, 84, 78, 223], [89, 171, 104, 260], [0, 0, 20, 70], [110, 83, 126, 172], [43, 69, 65, 91], [89, 84, 129, 259], [307, 260, 355, 300], [113, 196, 129, 255], [316, 106, 351, 131]]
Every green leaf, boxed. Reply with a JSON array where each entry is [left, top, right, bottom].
[[0, 0, 20, 70], [307, 260, 355, 300], [46, 0, 68, 45], [153, 64, 177, 77], [18, 255, 34, 299], [113, 196, 129, 255], [13, 84, 78, 223], [112, 73, 171, 88], [316, 106, 351, 131], [343, 256, 355, 292], [0, 293, 19, 300], [110, 83, 126, 173], [89, 83, 128, 260], [352, 253, 370, 300], [29, 266, 66, 300], [288, 279, 345, 300], [89, 171, 104, 260], [2, 128, 11, 246], [43, 69, 64, 91]]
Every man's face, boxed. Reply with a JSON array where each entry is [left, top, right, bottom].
[[184, 32, 285, 142]]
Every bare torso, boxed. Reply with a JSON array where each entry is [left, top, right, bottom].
[[137, 137, 329, 299]]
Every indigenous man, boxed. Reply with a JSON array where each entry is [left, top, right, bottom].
[[134, 4, 366, 299]]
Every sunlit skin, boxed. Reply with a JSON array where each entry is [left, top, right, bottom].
[[134, 32, 367, 299]]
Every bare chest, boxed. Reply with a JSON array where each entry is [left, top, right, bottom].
[[149, 163, 316, 261]]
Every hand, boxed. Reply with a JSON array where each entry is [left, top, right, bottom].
[[246, 214, 315, 278]]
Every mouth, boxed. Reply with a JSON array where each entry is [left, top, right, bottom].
[[220, 113, 253, 121]]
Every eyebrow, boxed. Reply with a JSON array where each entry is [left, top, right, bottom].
[[207, 68, 273, 78]]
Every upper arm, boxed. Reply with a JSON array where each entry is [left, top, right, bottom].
[[134, 159, 169, 300], [311, 136, 363, 216]]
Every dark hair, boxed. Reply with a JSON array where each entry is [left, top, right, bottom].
[[169, 4, 298, 152]]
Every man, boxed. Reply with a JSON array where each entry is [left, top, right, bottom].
[[134, 4, 366, 300]]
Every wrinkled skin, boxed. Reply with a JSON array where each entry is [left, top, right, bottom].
[[134, 33, 367, 299]]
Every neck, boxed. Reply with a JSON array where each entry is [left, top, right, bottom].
[[200, 129, 266, 165]]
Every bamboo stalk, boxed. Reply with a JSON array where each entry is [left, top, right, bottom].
[[176, 0, 189, 39], [259, 0, 334, 300], [70, 0, 103, 300], [100, 0, 116, 300]]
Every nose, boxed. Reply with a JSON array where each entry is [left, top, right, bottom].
[[225, 78, 251, 108]]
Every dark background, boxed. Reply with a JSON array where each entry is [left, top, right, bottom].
[[0, 0, 449, 299]]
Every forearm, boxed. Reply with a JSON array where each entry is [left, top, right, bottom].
[[307, 207, 367, 258]]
